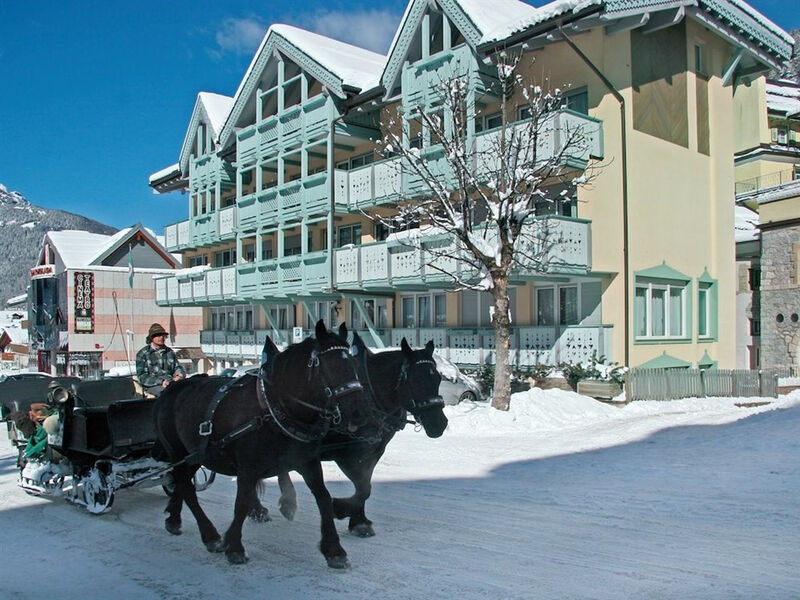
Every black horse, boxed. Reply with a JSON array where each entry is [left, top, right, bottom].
[[272, 330, 448, 537], [152, 320, 369, 567]]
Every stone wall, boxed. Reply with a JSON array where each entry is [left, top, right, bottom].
[[760, 222, 800, 367]]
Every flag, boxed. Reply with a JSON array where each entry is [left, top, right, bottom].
[[128, 242, 135, 288]]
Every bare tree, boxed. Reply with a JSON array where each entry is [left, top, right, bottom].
[[376, 51, 602, 411]]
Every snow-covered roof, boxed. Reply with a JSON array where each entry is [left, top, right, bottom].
[[735, 204, 759, 243], [479, 0, 600, 44], [45, 225, 178, 271], [148, 163, 180, 184], [198, 92, 235, 137], [766, 80, 800, 117], [230, 23, 384, 109], [47, 230, 113, 269], [5, 294, 27, 307], [1, 326, 27, 345], [220, 24, 385, 148], [270, 25, 385, 92]]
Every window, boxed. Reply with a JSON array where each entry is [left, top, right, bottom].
[[635, 280, 686, 339], [188, 255, 207, 268], [349, 298, 388, 329], [336, 151, 375, 171], [773, 126, 789, 145], [307, 301, 339, 329], [284, 234, 302, 256], [749, 267, 760, 291], [336, 223, 362, 247], [261, 239, 274, 260], [269, 305, 293, 330], [518, 88, 589, 122], [243, 243, 255, 262], [214, 248, 236, 267], [536, 285, 578, 326], [374, 221, 391, 241], [698, 285, 710, 337], [749, 317, 761, 336], [475, 112, 502, 132], [434, 294, 446, 327], [559, 286, 579, 325], [409, 118, 423, 149], [536, 288, 554, 326], [402, 297, 415, 328], [694, 44, 707, 77], [400, 292, 445, 328]]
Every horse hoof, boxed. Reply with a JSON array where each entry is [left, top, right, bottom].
[[226, 551, 249, 564], [279, 500, 296, 521], [249, 506, 272, 523], [350, 523, 375, 538], [326, 555, 351, 569], [206, 539, 225, 553], [165, 520, 182, 536]]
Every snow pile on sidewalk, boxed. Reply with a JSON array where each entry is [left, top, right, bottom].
[[442, 387, 800, 436]]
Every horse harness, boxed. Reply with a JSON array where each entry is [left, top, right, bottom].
[[190, 345, 364, 462]]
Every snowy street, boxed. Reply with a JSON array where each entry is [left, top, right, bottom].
[[1, 390, 799, 599]]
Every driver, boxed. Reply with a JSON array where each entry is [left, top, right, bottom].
[[135, 323, 185, 397]]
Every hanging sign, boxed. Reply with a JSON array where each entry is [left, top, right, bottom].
[[74, 272, 94, 333]]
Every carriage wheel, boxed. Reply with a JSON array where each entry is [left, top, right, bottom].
[[82, 468, 115, 514], [162, 467, 216, 497]]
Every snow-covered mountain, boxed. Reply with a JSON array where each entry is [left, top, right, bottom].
[[0, 183, 117, 304]]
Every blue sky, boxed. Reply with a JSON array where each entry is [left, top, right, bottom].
[[0, 0, 796, 234]]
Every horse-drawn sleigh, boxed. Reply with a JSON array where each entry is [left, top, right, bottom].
[[2, 320, 449, 569], [1, 372, 214, 514]]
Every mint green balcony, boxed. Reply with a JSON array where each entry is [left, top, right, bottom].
[[475, 109, 604, 174], [164, 205, 237, 252], [198, 324, 612, 367], [240, 95, 331, 168], [164, 219, 190, 252], [190, 153, 233, 191], [336, 158, 403, 211], [155, 266, 237, 306], [236, 251, 331, 300], [334, 216, 592, 291], [190, 204, 237, 247], [334, 110, 603, 211]]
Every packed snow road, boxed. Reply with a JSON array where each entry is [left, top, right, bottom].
[[1, 390, 798, 599]]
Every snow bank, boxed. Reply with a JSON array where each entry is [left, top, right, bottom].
[[444, 387, 619, 434]]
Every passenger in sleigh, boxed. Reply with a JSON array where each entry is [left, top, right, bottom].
[[136, 323, 186, 397], [10, 399, 62, 469]]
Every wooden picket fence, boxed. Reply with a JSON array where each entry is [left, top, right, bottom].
[[625, 367, 798, 401]]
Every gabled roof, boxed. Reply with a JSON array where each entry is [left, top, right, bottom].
[[178, 92, 235, 176], [381, 0, 600, 91], [219, 24, 385, 149], [43, 224, 180, 271], [271, 25, 385, 91]]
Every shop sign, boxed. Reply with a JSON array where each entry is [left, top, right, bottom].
[[74, 272, 94, 333], [30, 264, 56, 279]]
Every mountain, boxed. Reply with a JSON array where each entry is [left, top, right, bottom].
[[0, 183, 118, 304]]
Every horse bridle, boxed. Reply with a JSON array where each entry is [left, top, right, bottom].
[[256, 341, 365, 441], [395, 357, 445, 415], [307, 344, 365, 409]]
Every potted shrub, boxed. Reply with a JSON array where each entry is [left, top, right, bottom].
[[560, 353, 627, 400]]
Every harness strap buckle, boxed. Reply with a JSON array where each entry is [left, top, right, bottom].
[[199, 421, 213, 436]]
